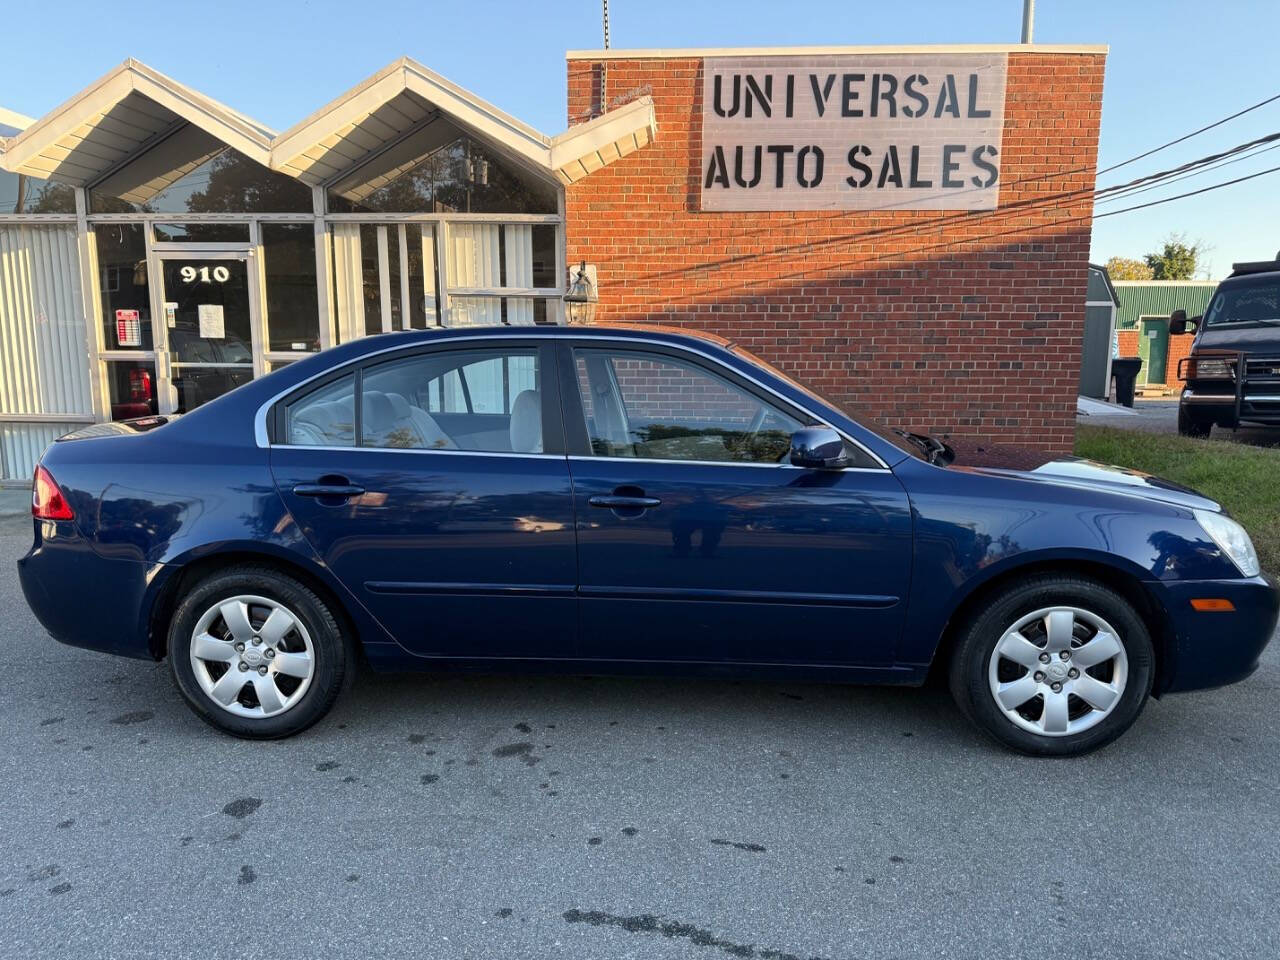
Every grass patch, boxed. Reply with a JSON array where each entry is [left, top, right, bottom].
[[1075, 425, 1280, 574]]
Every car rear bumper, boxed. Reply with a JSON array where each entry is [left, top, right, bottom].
[[1156, 575, 1279, 693], [17, 520, 164, 661]]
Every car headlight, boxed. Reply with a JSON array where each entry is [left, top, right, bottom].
[[1185, 356, 1235, 380], [1194, 509, 1260, 577]]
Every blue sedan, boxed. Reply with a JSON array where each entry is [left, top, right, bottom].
[[17, 325, 1277, 754]]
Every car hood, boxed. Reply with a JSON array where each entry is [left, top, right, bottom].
[[1196, 324, 1280, 356], [961, 456, 1221, 512]]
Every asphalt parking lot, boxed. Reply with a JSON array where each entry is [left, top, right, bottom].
[[2, 519, 1277, 960], [1079, 399, 1280, 447]]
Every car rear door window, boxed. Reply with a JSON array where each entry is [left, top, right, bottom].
[[572, 349, 804, 463], [285, 373, 356, 446], [361, 348, 544, 453]]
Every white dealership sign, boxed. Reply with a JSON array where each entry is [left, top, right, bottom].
[[700, 54, 1007, 212]]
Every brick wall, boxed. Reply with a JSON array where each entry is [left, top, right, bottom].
[[1117, 327, 1194, 386], [564, 51, 1106, 453]]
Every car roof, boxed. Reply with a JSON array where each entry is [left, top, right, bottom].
[[1227, 260, 1280, 280], [349, 322, 737, 353]]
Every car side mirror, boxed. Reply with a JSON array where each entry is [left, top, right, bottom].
[[789, 427, 850, 469], [1169, 309, 1200, 335]]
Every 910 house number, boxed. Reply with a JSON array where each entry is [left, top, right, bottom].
[[180, 265, 230, 283]]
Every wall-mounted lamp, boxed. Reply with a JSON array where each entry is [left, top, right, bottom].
[[563, 261, 598, 325]]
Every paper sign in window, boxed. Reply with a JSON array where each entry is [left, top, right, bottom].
[[115, 309, 141, 347], [198, 304, 225, 339]]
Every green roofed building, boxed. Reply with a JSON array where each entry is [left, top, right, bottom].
[[1113, 280, 1217, 387]]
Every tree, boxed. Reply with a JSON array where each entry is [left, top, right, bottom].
[[1144, 233, 1205, 280], [1104, 256, 1153, 281]]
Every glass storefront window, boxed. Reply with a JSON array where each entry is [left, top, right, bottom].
[[172, 367, 254, 414], [105, 359, 158, 421], [330, 223, 442, 340], [153, 223, 250, 243], [262, 224, 320, 351], [405, 224, 439, 329], [449, 296, 554, 326], [529, 225, 557, 289], [328, 134, 557, 215], [90, 138, 311, 214], [0, 171, 76, 213], [359, 224, 383, 336], [95, 224, 154, 351]]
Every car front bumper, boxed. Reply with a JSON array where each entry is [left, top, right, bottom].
[[1155, 575, 1279, 693], [17, 519, 166, 661]]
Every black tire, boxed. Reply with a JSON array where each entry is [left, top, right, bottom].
[[168, 565, 352, 739], [1177, 405, 1213, 438], [948, 574, 1154, 757]]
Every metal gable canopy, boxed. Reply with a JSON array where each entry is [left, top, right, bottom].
[[271, 57, 657, 190], [0, 57, 657, 195], [0, 60, 275, 187]]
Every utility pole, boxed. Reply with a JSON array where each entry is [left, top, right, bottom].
[[600, 0, 611, 112], [1021, 0, 1035, 43]]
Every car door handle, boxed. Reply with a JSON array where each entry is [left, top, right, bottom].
[[588, 495, 662, 509], [293, 483, 365, 498]]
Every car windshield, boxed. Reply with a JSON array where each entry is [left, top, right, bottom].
[[1203, 279, 1280, 327], [730, 345, 926, 460]]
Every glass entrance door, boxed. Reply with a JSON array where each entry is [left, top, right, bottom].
[[156, 252, 258, 414]]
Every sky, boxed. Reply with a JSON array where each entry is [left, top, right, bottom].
[[2, 0, 1276, 279]]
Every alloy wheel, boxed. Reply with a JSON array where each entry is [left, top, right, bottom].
[[188, 594, 315, 719], [987, 605, 1128, 738]]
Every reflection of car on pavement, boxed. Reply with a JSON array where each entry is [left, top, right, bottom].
[[1171, 257, 1280, 436], [18, 324, 1278, 757]]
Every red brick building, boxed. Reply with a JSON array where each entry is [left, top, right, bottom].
[[563, 44, 1107, 452]]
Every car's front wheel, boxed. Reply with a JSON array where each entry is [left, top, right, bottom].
[[948, 575, 1154, 756], [168, 565, 351, 738], [1177, 405, 1214, 438]]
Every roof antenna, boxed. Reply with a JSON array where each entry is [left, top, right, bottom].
[[600, 0, 611, 113]]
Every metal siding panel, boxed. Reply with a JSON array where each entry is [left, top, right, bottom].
[[1, 422, 65, 480], [0, 225, 91, 419]]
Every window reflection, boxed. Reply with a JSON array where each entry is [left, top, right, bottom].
[[328, 134, 557, 215], [262, 224, 319, 351], [0, 172, 75, 213], [90, 126, 311, 214], [94, 224, 153, 351]]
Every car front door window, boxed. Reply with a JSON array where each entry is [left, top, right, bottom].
[[573, 349, 804, 464]]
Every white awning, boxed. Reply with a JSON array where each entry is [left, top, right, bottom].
[[0, 60, 274, 186], [1, 57, 657, 192], [550, 97, 657, 185]]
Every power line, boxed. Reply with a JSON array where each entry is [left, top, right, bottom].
[[1096, 91, 1280, 175], [1094, 163, 1280, 217], [1096, 139, 1280, 204], [1095, 130, 1280, 196]]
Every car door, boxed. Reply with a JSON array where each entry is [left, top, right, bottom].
[[560, 340, 913, 667], [270, 339, 579, 659]]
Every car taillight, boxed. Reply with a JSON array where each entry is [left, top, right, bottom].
[[32, 465, 74, 521]]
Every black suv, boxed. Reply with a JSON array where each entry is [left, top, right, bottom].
[[1172, 258, 1280, 436]]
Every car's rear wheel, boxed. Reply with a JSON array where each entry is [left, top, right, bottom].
[[1177, 405, 1214, 438], [948, 575, 1154, 756], [168, 565, 351, 738]]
